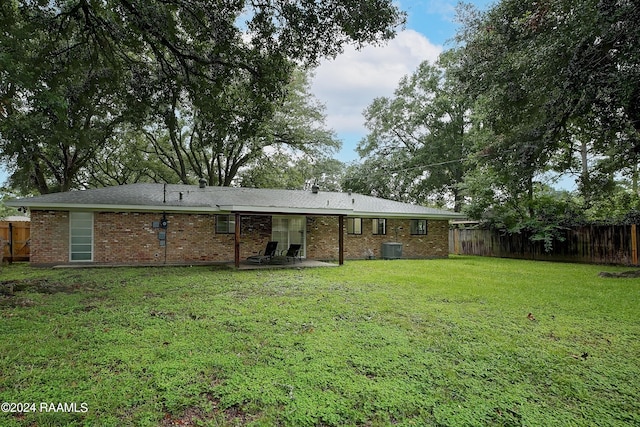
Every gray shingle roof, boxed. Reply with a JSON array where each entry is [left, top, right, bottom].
[[6, 184, 463, 219]]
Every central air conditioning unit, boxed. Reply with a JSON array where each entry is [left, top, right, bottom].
[[381, 242, 403, 259]]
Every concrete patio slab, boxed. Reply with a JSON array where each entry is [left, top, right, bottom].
[[236, 259, 339, 270]]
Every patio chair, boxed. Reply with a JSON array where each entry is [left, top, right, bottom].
[[281, 244, 302, 263], [246, 241, 278, 264]]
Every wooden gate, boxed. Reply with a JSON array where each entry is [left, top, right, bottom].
[[1, 220, 30, 262]]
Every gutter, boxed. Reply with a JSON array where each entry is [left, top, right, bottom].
[[4, 201, 219, 214], [6, 201, 465, 220], [351, 211, 466, 220], [216, 205, 353, 216]]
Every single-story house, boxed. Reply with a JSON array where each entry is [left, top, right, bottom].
[[6, 183, 464, 267]]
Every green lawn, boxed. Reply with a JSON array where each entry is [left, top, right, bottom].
[[1, 257, 639, 426]]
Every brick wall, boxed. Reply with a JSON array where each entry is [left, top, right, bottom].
[[29, 211, 279, 266], [306, 216, 341, 260], [307, 216, 449, 260], [29, 210, 449, 265], [93, 212, 224, 264], [30, 211, 69, 265], [94, 213, 276, 264]]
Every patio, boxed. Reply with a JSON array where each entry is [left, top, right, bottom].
[[236, 259, 339, 270]]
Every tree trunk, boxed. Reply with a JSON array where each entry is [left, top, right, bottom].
[[580, 139, 591, 206], [452, 188, 463, 213], [527, 173, 534, 218]]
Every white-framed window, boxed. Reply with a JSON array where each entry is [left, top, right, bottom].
[[216, 214, 235, 234], [410, 219, 428, 235], [69, 212, 93, 262], [372, 218, 386, 235], [347, 218, 362, 235]]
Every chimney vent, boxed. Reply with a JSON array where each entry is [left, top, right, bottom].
[[199, 178, 207, 189]]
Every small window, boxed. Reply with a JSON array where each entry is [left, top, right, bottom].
[[347, 218, 362, 235], [216, 215, 235, 234], [410, 219, 428, 235], [70, 212, 93, 262], [372, 218, 386, 235]]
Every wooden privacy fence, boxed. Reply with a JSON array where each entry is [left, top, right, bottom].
[[1, 221, 30, 262], [450, 224, 640, 265]]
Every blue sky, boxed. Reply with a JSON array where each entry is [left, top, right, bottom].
[[312, 0, 496, 163]]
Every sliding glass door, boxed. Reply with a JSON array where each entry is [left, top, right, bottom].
[[271, 216, 305, 258]]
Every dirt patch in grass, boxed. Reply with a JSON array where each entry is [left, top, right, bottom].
[[599, 270, 640, 278], [0, 278, 87, 295], [160, 394, 259, 427], [160, 407, 209, 427], [0, 295, 36, 308], [0, 278, 97, 308]]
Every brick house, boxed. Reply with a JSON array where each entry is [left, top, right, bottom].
[[7, 183, 463, 267]]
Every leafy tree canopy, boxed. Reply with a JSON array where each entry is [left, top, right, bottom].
[[0, 0, 405, 193], [455, 0, 640, 203], [84, 68, 341, 187], [448, 0, 640, 248]]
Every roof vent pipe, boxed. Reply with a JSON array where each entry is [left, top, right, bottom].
[[199, 178, 207, 189], [311, 184, 319, 194]]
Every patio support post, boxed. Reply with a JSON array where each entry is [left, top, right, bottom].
[[234, 213, 241, 268], [339, 215, 344, 265], [632, 224, 638, 265]]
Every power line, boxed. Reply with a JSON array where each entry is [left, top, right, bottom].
[[360, 154, 488, 176]]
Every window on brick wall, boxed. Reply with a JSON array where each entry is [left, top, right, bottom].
[[70, 212, 93, 261], [216, 215, 235, 234], [410, 219, 428, 235], [372, 218, 386, 235], [347, 218, 362, 235]]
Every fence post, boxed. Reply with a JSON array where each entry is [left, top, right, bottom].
[[8, 222, 13, 264], [453, 228, 459, 255], [632, 224, 638, 266]]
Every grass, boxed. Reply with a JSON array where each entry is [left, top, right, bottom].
[[0, 256, 639, 426]]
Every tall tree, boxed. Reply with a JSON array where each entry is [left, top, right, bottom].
[[1, 0, 405, 193], [85, 68, 341, 187], [0, 2, 146, 193], [347, 52, 475, 211], [455, 0, 640, 213]]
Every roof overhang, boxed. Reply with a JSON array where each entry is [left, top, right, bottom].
[[352, 211, 466, 220], [8, 200, 464, 220], [5, 201, 220, 214], [217, 205, 353, 216]]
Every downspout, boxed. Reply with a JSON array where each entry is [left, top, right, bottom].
[[163, 184, 167, 264], [339, 215, 344, 266], [234, 213, 241, 268]]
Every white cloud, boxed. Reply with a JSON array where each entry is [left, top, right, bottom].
[[311, 29, 442, 137]]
